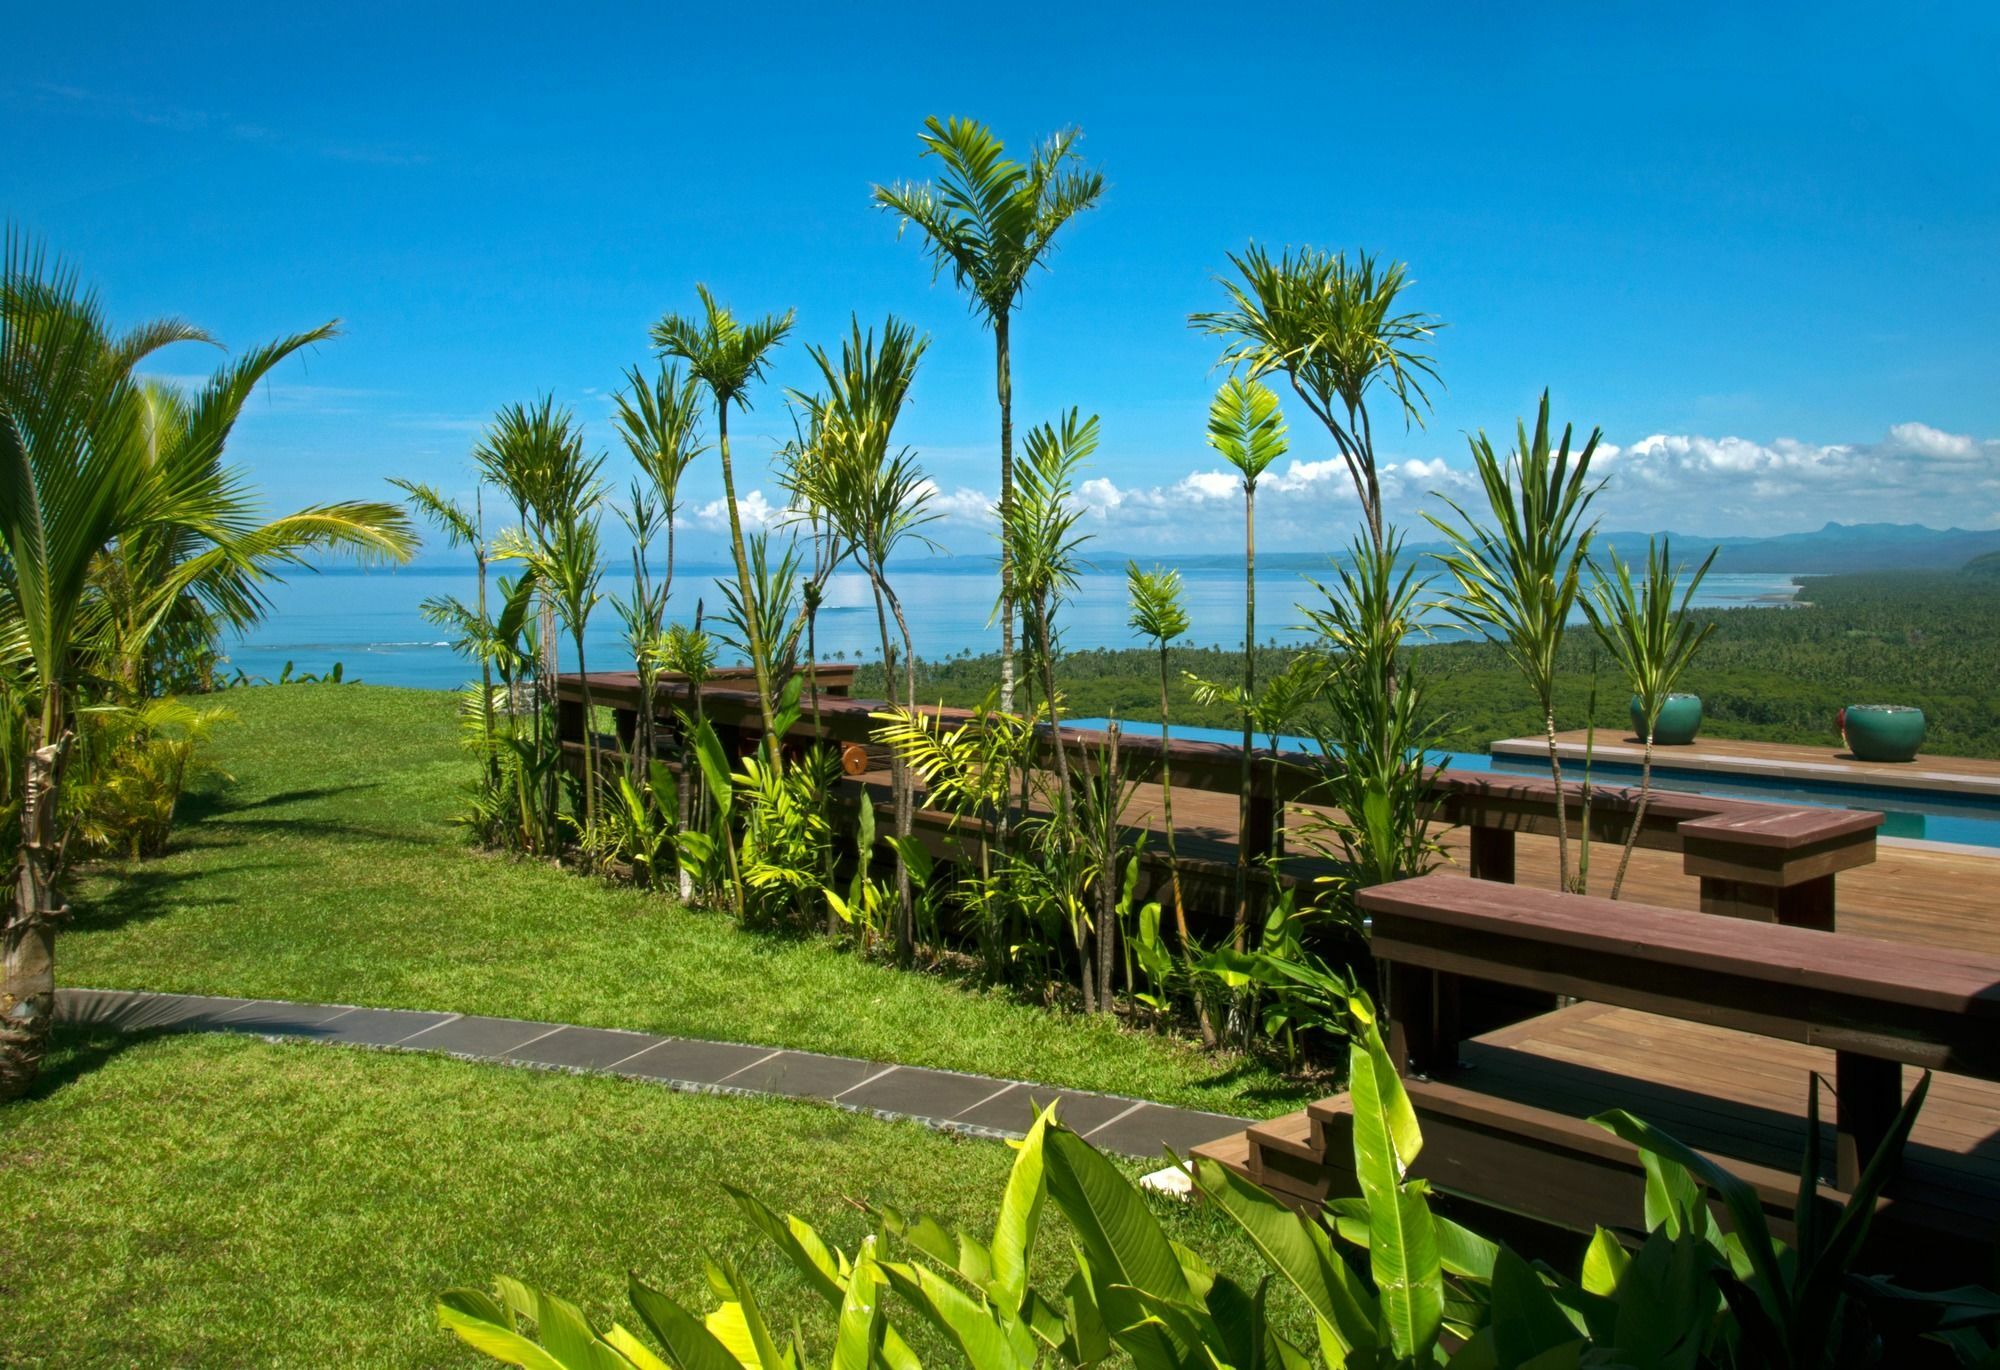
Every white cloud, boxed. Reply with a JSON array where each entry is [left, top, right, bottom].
[[694, 488, 785, 532], [1886, 421, 1979, 462]]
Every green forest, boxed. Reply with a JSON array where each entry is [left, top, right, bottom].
[[860, 567, 2000, 759]]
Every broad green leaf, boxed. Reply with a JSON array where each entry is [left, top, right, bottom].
[[992, 1104, 1052, 1303], [628, 1275, 751, 1370], [438, 1292, 582, 1370], [1348, 1031, 1442, 1358], [1580, 1229, 1630, 1297], [1486, 1248, 1584, 1367], [603, 1325, 673, 1370], [1190, 1155, 1379, 1356], [831, 1239, 886, 1370], [880, 1260, 1034, 1368]]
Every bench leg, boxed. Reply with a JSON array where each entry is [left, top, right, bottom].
[[1386, 964, 1460, 1078], [1698, 875, 1835, 932], [1835, 1052, 1904, 1191], [1468, 826, 1516, 884]]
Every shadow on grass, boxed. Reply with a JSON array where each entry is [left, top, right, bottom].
[[171, 779, 431, 849], [68, 862, 244, 934], [19, 1025, 153, 1102]]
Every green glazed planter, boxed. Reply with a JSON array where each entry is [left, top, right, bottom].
[[1632, 693, 1702, 745], [1843, 704, 1925, 762]]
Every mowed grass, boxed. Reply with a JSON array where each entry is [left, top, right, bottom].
[[63, 684, 1301, 1116], [0, 1030, 1276, 1368]]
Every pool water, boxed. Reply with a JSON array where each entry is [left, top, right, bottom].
[[1063, 718, 2000, 851]]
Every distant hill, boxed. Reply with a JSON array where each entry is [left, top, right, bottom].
[[1099, 522, 2000, 575], [1968, 550, 2000, 579]]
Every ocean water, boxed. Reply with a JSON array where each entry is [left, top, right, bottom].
[[223, 560, 1803, 690]]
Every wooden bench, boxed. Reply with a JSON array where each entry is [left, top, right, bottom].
[[1430, 771, 1882, 931], [1361, 873, 2000, 1192]]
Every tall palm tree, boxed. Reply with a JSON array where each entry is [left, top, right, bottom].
[[873, 117, 1103, 715], [0, 241, 412, 1098], [1583, 538, 1718, 898], [1191, 246, 1440, 559], [651, 287, 794, 747], [1127, 562, 1215, 1041], [790, 317, 934, 959], [1205, 378, 1287, 950], [1428, 392, 1603, 892], [612, 363, 706, 612]]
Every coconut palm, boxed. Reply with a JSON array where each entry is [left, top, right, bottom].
[[1583, 538, 1719, 898], [1428, 392, 1603, 892], [873, 116, 1103, 715], [790, 317, 934, 959], [651, 287, 794, 747], [1191, 245, 1440, 559], [1204, 377, 1287, 949], [0, 241, 413, 1098]]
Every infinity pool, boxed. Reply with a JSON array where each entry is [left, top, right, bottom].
[[1063, 718, 2000, 850]]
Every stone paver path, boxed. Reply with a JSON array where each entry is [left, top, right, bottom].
[[55, 988, 1251, 1159]]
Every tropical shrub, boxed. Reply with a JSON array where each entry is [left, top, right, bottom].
[[436, 998, 1989, 1367]]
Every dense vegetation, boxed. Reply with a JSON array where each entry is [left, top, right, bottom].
[[63, 685, 1298, 1115], [865, 568, 2000, 759]]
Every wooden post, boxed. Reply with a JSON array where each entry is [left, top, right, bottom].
[[556, 696, 585, 747], [1385, 962, 1460, 1078], [1468, 826, 1516, 884], [1835, 1052, 1903, 1191], [1698, 875, 1836, 932]]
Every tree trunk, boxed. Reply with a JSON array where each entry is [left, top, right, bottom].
[[1, 735, 62, 1102], [575, 632, 596, 831], [873, 584, 913, 962], [1610, 731, 1654, 900], [1232, 480, 1257, 951], [1158, 646, 1215, 1046], [715, 404, 780, 746], [1095, 723, 1121, 1015], [1031, 602, 1088, 1010], [1543, 705, 1572, 892], [994, 312, 1017, 716]]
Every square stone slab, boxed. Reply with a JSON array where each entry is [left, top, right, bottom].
[[614, 1037, 785, 1087], [1082, 1104, 1249, 1159], [387, 1015, 559, 1058], [712, 1050, 883, 1100], [839, 1067, 1016, 1122], [302, 1007, 458, 1047], [57, 990, 256, 1033], [503, 1025, 666, 1072], [951, 1084, 1138, 1138], [212, 1001, 362, 1036]]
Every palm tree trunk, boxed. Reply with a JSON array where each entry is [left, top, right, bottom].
[[1158, 645, 1214, 1045], [1031, 602, 1090, 1010], [1610, 731, 1654, 900], [1543, 705, 1571, 892], [575, 630, 596, 831], [885, 577, 923, 952], [872, 585, 913, 962], [1096, 723, 1121, 1015], [1, 729, 62, 1101], [994, 311, 1017, 716], [715, 403, 780, 747], [1233, 481, 1257, 952]]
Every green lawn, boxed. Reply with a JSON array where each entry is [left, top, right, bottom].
[[64, 684, 1301, 1116], [0, 1030, 1269, 1368]]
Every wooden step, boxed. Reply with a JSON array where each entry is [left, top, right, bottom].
[[1188, 1129, 1252, 1175], [1246, 1111, 1320, 1165], [1307, 1095, 1354, 1155]]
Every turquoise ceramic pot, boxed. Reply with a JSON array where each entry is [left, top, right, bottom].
[[1632, 693, 1702, 745], [1843, 704, 1925, 762]]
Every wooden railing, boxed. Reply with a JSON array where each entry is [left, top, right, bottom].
[[555, 669, 1882, 930]]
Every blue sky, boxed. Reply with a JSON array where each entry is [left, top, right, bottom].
[[7, 1, 1998, 555]]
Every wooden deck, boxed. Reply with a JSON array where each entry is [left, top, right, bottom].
[[1498, 729, 2000, 799], [556, 668, 2000, 1273]]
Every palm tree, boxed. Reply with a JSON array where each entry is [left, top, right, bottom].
[[96, 359, 413, 699], [502, 507, 606, 829], [1204, 377, 1287, 949], [1191, 245, 1440, 559], [612, 363, 705, 611], [1001, 411, 1098, 1004], [1583, 538, 1719, 898], [873, 117, 1103, 715], [0, 241, 412, 1098], [790, 317, 934, 959], [651, 287, 794, 747], [391, 480, 497, 777], [1428, 392, 1603, 892], [1127, 561, 1214, 1041]]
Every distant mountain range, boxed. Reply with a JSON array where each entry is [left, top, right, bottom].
[[1097, 523, 2000, 576]]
